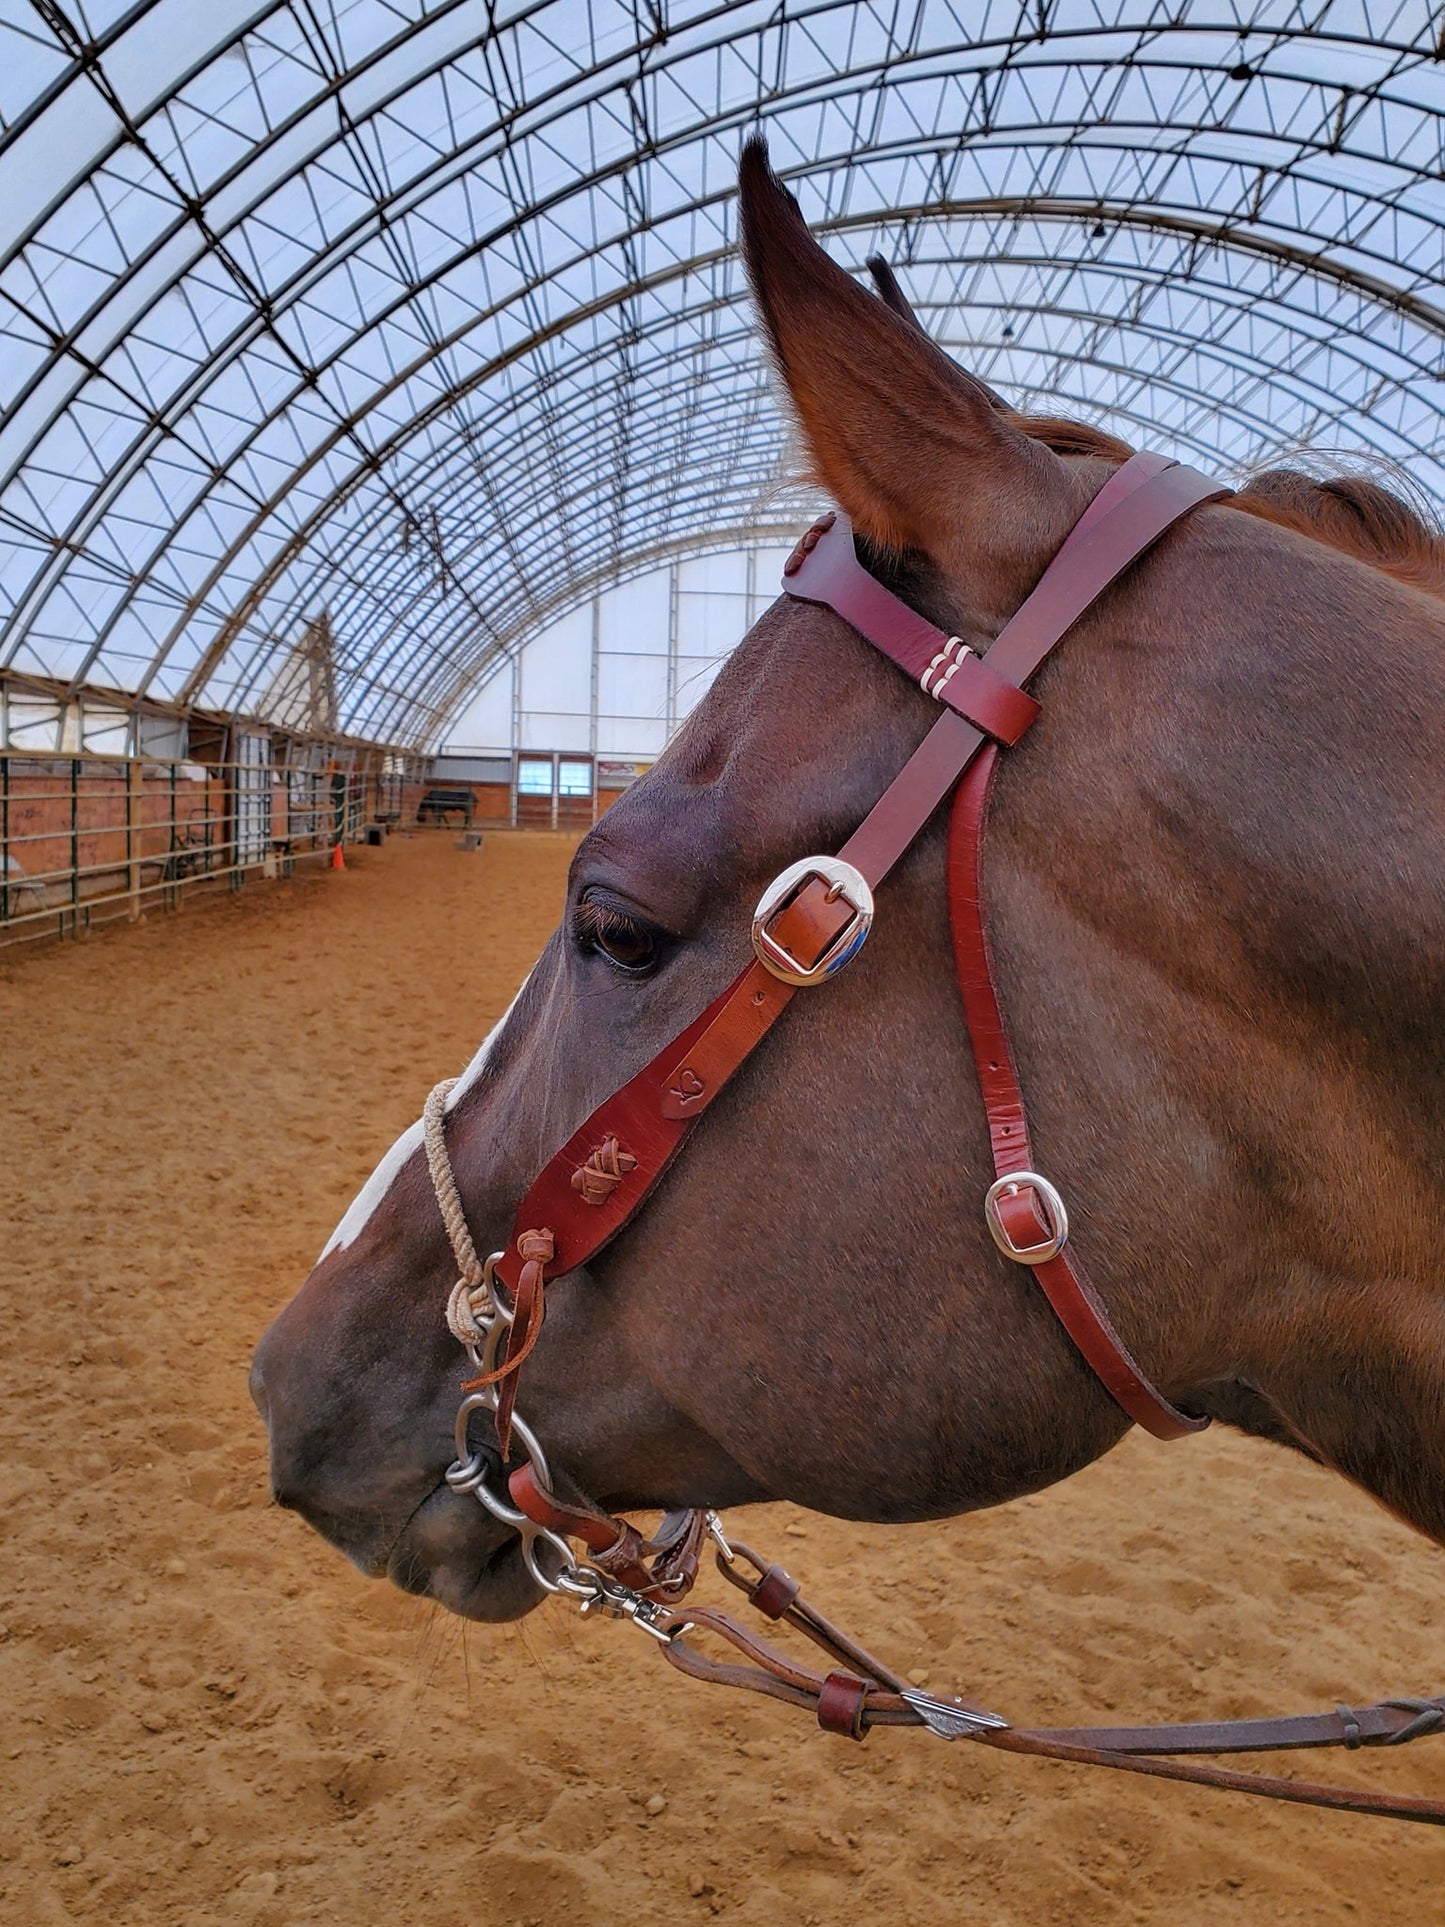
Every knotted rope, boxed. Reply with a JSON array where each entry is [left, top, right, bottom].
[[423, 1077, 554, 1454], [422, 1079, 492, 1350]]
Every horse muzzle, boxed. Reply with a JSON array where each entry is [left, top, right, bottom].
[[384, 1483, 548, 1621], [250, 1308, 548, 1620]]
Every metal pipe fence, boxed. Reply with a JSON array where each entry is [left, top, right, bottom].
[[0, 750, 398, 948]]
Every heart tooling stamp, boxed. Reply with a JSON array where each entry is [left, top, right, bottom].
[[669, 1068, 705, 1108]]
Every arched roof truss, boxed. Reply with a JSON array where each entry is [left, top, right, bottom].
[[1, 0, 1441, 747]]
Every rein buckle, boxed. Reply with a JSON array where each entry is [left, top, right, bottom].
[[751, 856, 874, 986], [983, 1171, 1069, 1265]]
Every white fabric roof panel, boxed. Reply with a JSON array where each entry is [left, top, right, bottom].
[[0, 0, 1441, 747]]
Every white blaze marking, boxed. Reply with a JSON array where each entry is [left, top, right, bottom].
[[319, 984, 526, 1260], [446, 981, 525, 1110]]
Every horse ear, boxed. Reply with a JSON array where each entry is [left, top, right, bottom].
[[866, 256, 1014, 418], [739, 139, 1060, 554], [865, 255, 922, 329]]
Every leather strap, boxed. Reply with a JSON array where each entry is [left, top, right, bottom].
[[988, 462, 1230, 685], [470, 1229, 553, 1454], [491, 710, 990, 1297], [1032, 1698, 1445, 1755], [782, 512, 1041, 744], [948, 747, 1206, 1439], [787, 456, 1225, 1438], [507, 1463, 658, 1592], [657, 1547, 1445, 1824], [780, 453, 1224, 718]]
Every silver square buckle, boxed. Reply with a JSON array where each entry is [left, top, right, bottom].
[[983, 1172, 1069, 1265], [751, 856, 874, 987]]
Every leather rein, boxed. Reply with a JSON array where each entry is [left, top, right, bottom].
[[426, 452, 1445, 1825]]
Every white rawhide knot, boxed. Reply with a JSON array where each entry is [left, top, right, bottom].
[[423, 1078, 494, 1347]]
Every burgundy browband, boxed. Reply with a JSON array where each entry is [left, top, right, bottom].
[[480, 451, 1231, 1453]]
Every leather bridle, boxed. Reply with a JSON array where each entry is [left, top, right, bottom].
[[425, 453, 1445, 1824]]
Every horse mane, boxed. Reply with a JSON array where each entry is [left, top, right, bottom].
[[856, 259, 1443, 594], [1016, 414, 1445, 597], [1226, 467, 1445, 596]]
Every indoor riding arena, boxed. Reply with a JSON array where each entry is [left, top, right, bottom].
[[4, 5, 1443, 1924]]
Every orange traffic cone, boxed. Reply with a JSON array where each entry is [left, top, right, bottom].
[[330, 842, 346, 871]]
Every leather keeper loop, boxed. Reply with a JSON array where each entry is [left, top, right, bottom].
[[749, 1564, 801, 1620], [817, 1670, 870, 1741], [937, 653, 1041, 744], [592, 1520, 651, 1581]]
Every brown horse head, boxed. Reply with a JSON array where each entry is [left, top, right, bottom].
[[251, 142, 1445, 1624]]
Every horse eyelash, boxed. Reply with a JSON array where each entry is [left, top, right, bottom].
[[572, 896, 628, 943], [571, 895, 659, 967]]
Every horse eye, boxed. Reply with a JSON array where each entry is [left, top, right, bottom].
[[594, 921, 655, 972], [573, 895, 659, 975]]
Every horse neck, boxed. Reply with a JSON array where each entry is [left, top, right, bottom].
[[1196, 533, 1443, 1132], [1102, 514, 1442, 1104], [994, 516, 1445, 1541], [1228, 564, 1445, 1540]]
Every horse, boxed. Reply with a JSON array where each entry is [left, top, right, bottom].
[[251, 142, 1444, 1678]]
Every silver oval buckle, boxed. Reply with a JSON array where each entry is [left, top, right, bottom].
[[983, 1171, 1069, 1265], [751, 856, 874, 987]]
